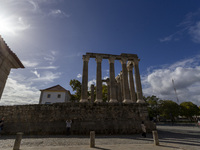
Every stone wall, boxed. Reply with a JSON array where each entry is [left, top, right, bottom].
[[0, 103, 156, 135]]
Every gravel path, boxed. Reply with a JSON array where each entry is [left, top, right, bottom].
[[0, 125, 200, 150]]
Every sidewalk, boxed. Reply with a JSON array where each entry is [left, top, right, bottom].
[[1, 125, 200, 150], [4, 143, 183, 150]]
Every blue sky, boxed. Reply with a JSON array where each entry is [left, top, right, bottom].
[[1, 0, 200, 106]]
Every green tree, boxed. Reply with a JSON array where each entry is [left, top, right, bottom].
[[159, 100, 179, 121], [69, 79, 81, 101], [102, 84, 108, 102], [145, 95, 160, 119], [90, 84, 108, 102], [180, 102, 199, 121]]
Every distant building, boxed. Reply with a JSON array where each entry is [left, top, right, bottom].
[[0, 35, 24, 100], [39, 85, 71, 104]]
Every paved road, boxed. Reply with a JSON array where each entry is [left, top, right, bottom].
[[156, 125, 200, 150], [0, 125, 200, 150]]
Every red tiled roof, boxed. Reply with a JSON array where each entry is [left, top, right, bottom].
[[40, 85, 69, 92]]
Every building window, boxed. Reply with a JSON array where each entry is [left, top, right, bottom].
[[57, 94, 61, 98], [47, 94, 51, 98]]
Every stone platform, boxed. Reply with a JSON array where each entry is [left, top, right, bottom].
[[0, 102, 155, 135]]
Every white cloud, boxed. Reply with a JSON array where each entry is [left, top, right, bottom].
[[31, 70, 40, 78], [28, 0, 40, 12], [0, 78, 40, 105], [103, 76, 109, 80], [36, 66, 58, 70], [44, 55, 55, 62], [143, 56, 200, 106], [21, 60, 39, 67], [77, 74, 82, 78], [189, 21, 200, 43], [32, 71, 61, 82], [49, 9, 70, 18], [88, 79, 96, 89], [159, 35, 173, 42], [43, 51, 58, 65], [159, 9, 200, 43]]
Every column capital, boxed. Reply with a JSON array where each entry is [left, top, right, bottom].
[[127, 61, 134, 71], [83, 55, 90, 62], [133, 58, 140, 65], [120, 57, 128, 64], [95, 55, 103, 63], [115, 75, 121, 82], [108, 56, 116, 64]]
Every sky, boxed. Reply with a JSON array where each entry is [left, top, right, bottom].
[[1, 0, 200, 106]]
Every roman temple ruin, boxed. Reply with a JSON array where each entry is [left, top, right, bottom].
[[80, 53, 144, 103]]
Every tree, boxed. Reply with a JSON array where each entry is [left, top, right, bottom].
[[180, 102, 199, 121], [102, 84, 108, 102], [69, 79, 82, 101], [89, 84, 108, 102], [145, 95, 160, 120], [159, 100, 179, 121]]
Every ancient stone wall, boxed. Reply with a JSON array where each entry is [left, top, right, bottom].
[[0, 103, 155, 135]]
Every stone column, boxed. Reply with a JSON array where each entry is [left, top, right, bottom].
[[120, 57, 132, 103], [80, 55, 90, 102], [127, 61, 137, 103], [108, 57, 117, 102], [91, 84, 94, 103], [116, 75, 122, 102], [106, 79, 110, 102], [95, 56, 103, 103], [119, 71, 124, 100], [133, 58, 145, 103], [115, 81, 118, 101]]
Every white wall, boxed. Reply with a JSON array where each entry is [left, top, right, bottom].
[[41, 91, 67, 104]]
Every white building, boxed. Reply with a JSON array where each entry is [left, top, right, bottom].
[[39, 85, 71, 104]]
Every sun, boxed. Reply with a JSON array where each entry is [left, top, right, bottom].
[[0, 15, 30, 36], [0, 15, 16, 35]]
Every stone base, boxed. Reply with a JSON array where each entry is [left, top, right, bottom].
[[123, 99, 133, 103], [80, 99, 88, 103], [95, 99, 103, 103], [136, 99, 145, 103], [0, 103, 156, 135], [109, 99, 118, 103]]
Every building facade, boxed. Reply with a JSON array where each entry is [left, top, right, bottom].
[[39, 85, 71, 104], [0, 35, 24, 100]]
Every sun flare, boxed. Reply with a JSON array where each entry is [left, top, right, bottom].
[[0, 15, 30, 36], [0, 16, 15, 35]]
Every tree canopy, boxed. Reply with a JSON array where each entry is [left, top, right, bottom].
[[69, 79, 81, 101], [180, 102, 199, 120], [145, 95, 160, 119], [158, 100, 180, 120]]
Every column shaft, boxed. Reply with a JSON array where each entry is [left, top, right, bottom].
[[91, 84, 94, 103], [127, 61, 137, 103], [120, 72, 124, 100], [107, 82, 110, 102], [109, 57, 117, 102], [95, 56, 102, 103], [134, 59, 145, 103], [80, 55, 90, 102], [120, 57, 132, 103]]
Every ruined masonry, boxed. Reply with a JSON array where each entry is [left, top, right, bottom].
[[80, 53, 144, 103], [0, 51, 156, 135]]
